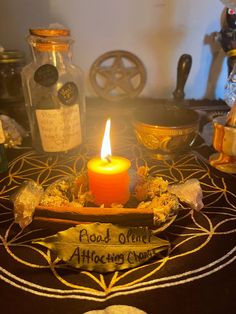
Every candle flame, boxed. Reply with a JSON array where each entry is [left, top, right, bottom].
[[101, 119, 112, 161]]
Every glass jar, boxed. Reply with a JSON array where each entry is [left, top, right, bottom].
[[21, 28, 86, 153], [0, 50, 25, 103]]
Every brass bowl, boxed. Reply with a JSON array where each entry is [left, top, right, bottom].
[[133, 104, 199, 159], [209, 115, 236, 173]]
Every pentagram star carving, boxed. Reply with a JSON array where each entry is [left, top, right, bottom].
[[90, 50, 146, 101]]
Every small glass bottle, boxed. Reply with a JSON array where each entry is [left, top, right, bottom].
[[0, 50, 25, 103], [21, 28, 86, 153]]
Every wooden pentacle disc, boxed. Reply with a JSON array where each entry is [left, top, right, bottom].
[[89, 50, 146, 101]]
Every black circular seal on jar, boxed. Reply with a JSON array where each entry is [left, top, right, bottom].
[[34, 64, 58, 87], [58, 82, 78, 106]]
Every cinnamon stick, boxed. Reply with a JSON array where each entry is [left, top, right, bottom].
[[34, 205, 154, 226]]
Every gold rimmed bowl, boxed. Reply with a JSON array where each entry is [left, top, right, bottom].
[[133, 104, 200, 159]]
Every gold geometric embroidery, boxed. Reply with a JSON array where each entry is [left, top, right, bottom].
[[0, 121, 235, 300]]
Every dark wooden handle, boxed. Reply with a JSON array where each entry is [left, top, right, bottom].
[[173, 54, 192, 100]]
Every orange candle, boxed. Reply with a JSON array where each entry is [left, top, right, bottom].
[[87, 119, 131, 206]]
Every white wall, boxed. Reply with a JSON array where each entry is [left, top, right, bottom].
[[0, 0, 227, 100]]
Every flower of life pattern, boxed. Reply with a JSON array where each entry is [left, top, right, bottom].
[[0, 120, 235, 301]]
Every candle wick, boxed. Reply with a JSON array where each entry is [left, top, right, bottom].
[[106, 155, 112, 163]]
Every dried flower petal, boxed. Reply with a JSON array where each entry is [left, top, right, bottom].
[[147, 177, 169, 198], [13, 181, 44, 228], [137, 166, 149, 177], [134, 182, 149, 201], [111, 203, 124, 208]]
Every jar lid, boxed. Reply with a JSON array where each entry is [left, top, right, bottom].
[[29, 28, 70, 37], [0, 50, 25, 63]]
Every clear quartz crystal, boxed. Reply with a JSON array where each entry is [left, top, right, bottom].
[[225, 62, 236, 126], [224, 63, 236, 107]]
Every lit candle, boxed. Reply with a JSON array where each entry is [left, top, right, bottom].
[[87, 119, 131, 206]]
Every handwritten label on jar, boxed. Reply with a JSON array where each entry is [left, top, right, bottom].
[[36, 105, 81, 152]]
